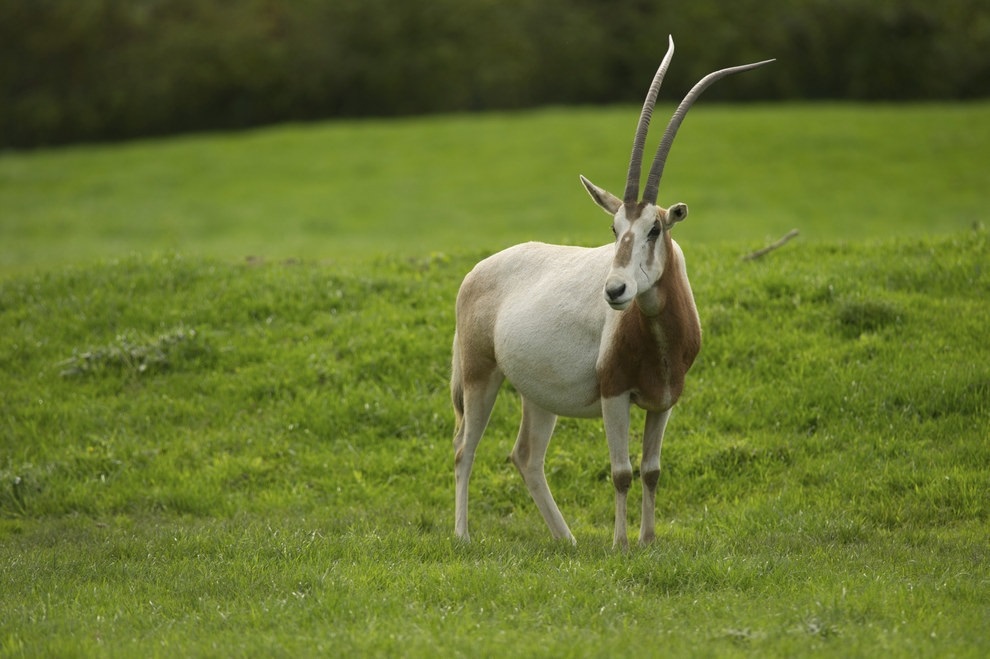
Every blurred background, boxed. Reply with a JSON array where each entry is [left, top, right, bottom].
[[3, 0, 988, 149]]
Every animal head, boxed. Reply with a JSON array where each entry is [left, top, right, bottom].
[[580, 36, 773, 310]]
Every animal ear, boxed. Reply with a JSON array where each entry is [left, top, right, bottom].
[[579, 175, 623, 215], [663, 202, 688, 229]]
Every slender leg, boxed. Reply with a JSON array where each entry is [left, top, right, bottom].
[[601, 394, 633, 550], [453, 369, 504, 541], [639, 408, 672, 545], [510, 397, 574, 544]]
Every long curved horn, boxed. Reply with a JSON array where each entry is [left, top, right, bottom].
[[623, 35, 676, 207], [641, 58, 775, 205]]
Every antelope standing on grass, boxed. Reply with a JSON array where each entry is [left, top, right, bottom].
[[451, 37, 772, 548]]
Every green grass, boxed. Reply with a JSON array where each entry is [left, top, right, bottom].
[[2, 103, 988, 273], [1, 105, 989, 656]]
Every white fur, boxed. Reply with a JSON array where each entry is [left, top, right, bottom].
[[492, 243, 613, 418]]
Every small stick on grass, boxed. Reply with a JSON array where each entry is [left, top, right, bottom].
[[742, 229, 800, 261]]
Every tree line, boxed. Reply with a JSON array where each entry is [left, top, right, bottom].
[[2, 0, 987, 148]]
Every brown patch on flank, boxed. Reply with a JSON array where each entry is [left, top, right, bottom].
[[453, 267, 500, 387]]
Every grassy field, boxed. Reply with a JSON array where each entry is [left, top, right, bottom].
[[1, 104, 989, 656], [2, 103, 988, 273]]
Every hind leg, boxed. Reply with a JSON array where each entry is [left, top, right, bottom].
[[510, 397, 574, 544], [453, 369, 504, 541]]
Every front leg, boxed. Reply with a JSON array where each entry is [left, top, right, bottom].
[[601, 394, 633, 550], [639, 408, 672, 545]]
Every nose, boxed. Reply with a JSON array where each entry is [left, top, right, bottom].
[[605, 282, 626, 303]]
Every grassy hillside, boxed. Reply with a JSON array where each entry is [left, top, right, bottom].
[[2, 227, 988, 655], [2, 103, 989, 273]]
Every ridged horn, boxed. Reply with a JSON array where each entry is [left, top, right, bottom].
[[641, 58, 775, 205], [623, 35, 675, 207]]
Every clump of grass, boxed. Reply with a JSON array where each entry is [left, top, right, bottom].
[[58, 326, 205, 377]]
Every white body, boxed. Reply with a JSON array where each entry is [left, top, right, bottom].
[[489, 242, 613, 419]]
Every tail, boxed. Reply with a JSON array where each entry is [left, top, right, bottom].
[[450, 331, 465, 440]]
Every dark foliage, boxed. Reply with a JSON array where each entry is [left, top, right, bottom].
[[2, 0, 988, 148]]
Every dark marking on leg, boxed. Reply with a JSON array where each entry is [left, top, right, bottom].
[[612, 469, 633, 494]]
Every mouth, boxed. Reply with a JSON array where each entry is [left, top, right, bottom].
[[607, 297, 632, 311]]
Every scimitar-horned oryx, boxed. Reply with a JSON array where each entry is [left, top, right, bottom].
[[451, 36, 772, 548]]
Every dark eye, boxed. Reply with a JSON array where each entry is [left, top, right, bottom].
[[648, 224, 662, 240]]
